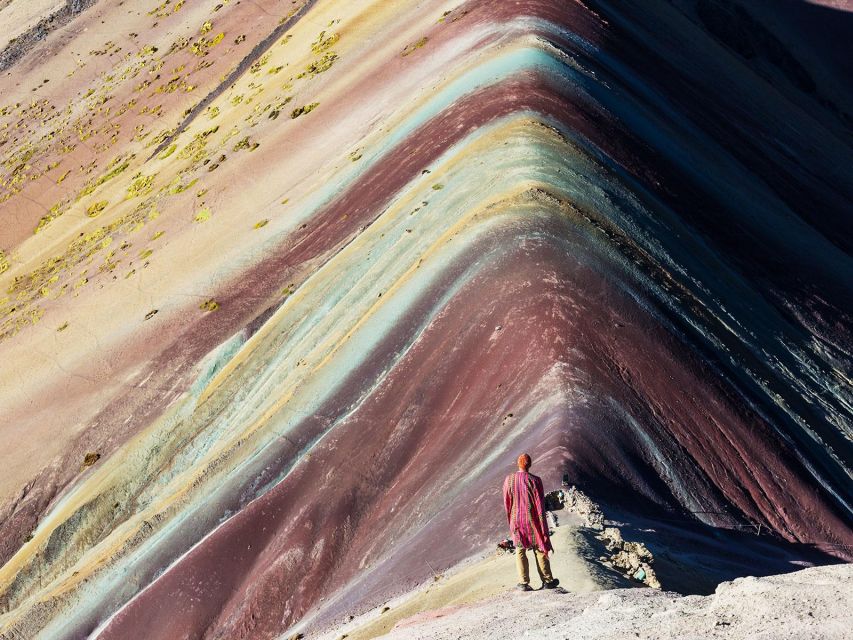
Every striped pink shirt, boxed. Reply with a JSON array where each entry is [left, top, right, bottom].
[[503, 471, 552, 552]]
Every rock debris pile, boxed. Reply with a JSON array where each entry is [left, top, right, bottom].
[[548, 486, 661, 589], [599, 527, 661, 588]]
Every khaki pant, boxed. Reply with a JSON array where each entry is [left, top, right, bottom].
[[515, 546, 554, 585]]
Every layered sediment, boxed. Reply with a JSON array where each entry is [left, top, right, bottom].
[[0, 0, 851, 638]]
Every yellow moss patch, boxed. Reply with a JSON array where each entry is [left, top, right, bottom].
[[126, 174, 154, 199], [401, 37, 428, 56], [311, 31, 339, 54], [297, 52, 338, 78], [290, 102, 319, 119], [191, 32, 224, 56], [178, 126, 219, 161], [233, 136, 260, 152], [167, 177, 198, 194], [254, 219, 269, 228], [78, 157, 131, 199], [194, 207, 211, 223], [199, 299, 219, 311], [86, 200, 109, 217]]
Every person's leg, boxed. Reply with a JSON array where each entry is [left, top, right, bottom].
[[515, 546, 530, 585], [534, 548, 554, 584]]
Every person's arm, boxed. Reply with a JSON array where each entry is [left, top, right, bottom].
[[503, 474, 513, 526], [534, 476, 553, 554], [534, 476, 547, 524]]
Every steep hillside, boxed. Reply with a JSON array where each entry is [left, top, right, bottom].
[[0, 0, 851, 638]]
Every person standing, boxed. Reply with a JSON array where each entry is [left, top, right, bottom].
[[503, 453, 560, 591]]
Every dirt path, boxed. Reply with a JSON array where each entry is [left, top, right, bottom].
[[316, 513, 599, 640]]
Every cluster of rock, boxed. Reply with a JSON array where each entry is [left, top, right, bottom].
[[599, 527, 661, 589], [552, 486, 604, 530], [546, 486, 661, 589]]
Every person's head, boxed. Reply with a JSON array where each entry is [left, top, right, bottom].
[[517, 453, 531, 471]]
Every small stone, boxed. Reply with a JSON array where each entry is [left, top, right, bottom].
[[81, 452, 100, 469]]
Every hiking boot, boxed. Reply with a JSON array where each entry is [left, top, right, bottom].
[[516, 583, 533, 592], [543, 579, 560, 589]]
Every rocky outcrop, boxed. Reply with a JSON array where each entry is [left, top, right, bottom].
[[549, 486, 661, 589], [0, 0, 97, 71], [598, 527, 661, 589], [554, 486, 604, 530]]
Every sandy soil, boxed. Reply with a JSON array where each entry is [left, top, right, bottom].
[[374, 563, 853, 640]]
